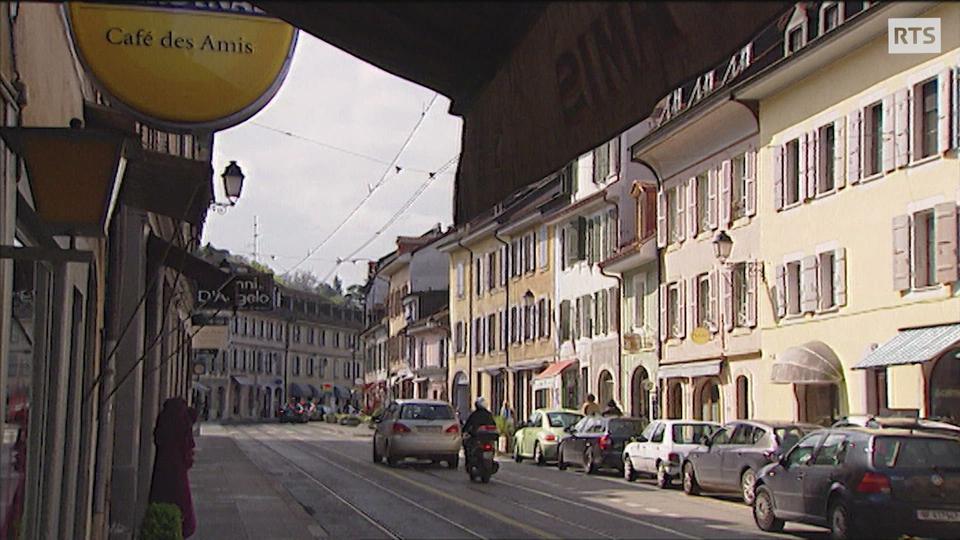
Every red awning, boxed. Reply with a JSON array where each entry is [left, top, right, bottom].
[[534, 359, 577, 380]]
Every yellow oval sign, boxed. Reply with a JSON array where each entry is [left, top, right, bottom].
[[66, 2, 297, 131], [691, 326, 712, 345]]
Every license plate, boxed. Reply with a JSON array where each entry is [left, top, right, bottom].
[[482, 451, 494, 459], [917, 510, 960, 522], [418, 426, 441, 432]]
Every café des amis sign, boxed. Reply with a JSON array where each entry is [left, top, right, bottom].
[[65, 1, 297, 131]]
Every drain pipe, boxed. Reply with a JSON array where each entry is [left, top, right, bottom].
[[456, 236, 476, 403], [493, 225, 512, 415], [636, 158, 664, 420], [599, 187, 625, 410]]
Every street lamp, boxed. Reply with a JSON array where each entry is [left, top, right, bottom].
[[712, 230, 733, 264], [210, 161, 246, 213]]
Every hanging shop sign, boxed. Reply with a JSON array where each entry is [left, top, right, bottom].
[[65, 2, 297, 131], [196, 272, 275, 311]]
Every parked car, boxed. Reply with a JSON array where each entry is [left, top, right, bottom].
[[279, 402, 309, 424], [513, 408, 583, 465], [833, 415, 960, 438], [752, 427, 960, 539], [372, 399, 461, 468], [557, 416, 646, 474], [622, 419, 720, 488], [681, 420, 821, 503]]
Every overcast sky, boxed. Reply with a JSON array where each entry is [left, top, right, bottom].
[[204, 32, 462, 288]]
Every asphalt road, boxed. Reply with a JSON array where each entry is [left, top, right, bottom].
[[224, 422, 827, 540]]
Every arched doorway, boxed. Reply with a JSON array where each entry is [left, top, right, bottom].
[[630, 367, 650, 420], [598, 370, 614, 406], [796, 384, 839, 426], [929, 347, 960, 423], [216, 386, 226, 419], [697, 378, 721, 422], [666, 381, 683, 419], [274, 387, 283, 417], [735, 375, 750, 419], [452, 372, 469, 421]]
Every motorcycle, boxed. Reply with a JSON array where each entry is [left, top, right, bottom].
[[464, 424, 500, 483]]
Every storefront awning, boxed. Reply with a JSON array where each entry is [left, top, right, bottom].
[[147, 234, 233, 294], [506, 359, 550, 372], [771, 341, 844, 384], [289, 382, 306, 397], [477, 364, 505, 375], [657, 359, 722, 380], [534, 359, 577, 379], [412, 376, 428, 383], [853, 324, 960, 370], [231, 376, 256, 387], [120, 146, 214, 226], [308, 384, 321, 398]]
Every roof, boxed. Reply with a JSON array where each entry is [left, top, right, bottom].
[[853, 323, 960, 370], [257, 2, 791, 224]]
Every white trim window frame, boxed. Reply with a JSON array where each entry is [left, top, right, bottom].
[[819, 1, 843, 35], [785, 258, 802, 317]]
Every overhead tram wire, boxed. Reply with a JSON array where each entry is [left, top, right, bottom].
[[284, 93, 440, 275], [320, 153, 459, 283]]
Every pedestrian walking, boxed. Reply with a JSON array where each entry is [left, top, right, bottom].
[[581, 393, 601, 416], [148, 397, 197, 538], [602, 399, 623, 417]]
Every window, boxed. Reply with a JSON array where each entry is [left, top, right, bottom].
[[821, 3, 840, 33], [487, 251, 497, 290], [865, 102, 883, 176], [475, 257, 483, 296], [696, 274, 711, 329], [729, 424, 756, 445], [920, 79, 938, 159], [819, 123, 836, 193], [560, 300, 572, 341], [785, 433, 825, 467], [308, 357, 315, 376], [666, 186, 680, 243], [334, 332, 341, 348], [914, 210, 936, 288], [814, 433, 847, 466], [733, 263, 749, 327], [667, 283, 681, 338], [787, 26, 804, 54], [731, 153, 747, 220], [592, 139, 618, 183], [696, 173, 710, 234], [456, 262, 464, 298], [818, 251, 836, 310], [294, 356, 301, 376], [736, 376, 750, 419], [786, 260, 801, 316], [487, 314, 496, 351], [785, 139, 800, 205], [632, 274, 646, 330]]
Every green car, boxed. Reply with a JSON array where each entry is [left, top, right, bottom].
[[513, 408, 584, 465]]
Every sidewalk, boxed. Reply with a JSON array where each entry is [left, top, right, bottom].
[[190, 424, 323, 540]]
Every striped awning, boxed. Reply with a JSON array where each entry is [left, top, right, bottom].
[[854, 324, 960, 370]]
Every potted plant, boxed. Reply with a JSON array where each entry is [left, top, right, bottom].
[[140, 502, 183, 540], [493, 415, 514, 454]]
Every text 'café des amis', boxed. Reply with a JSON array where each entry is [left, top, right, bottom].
[[0, 1, 296, 538]]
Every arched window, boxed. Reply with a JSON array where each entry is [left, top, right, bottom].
[[698, 379, 721, 422], [598, 370, 614, 406], [736, 376, 750, 419], [667, 381, 683, 419], [631, 367, 650, 420], [929, 347, 960, 422]]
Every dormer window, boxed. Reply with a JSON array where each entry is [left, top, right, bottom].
[[820, 2, 843, 34], [787, 26, 804, 54], [784, 6, 808, 56]]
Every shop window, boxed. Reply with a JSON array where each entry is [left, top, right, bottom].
[[797, 384, 839, 426], [929, 349, 960, 422], [667, 381, 683, 420], [698, 379, 721, 422]]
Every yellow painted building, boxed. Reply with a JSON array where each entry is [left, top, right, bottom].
[[736, 1, 960, 423]]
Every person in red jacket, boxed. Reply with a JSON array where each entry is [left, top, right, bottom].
[[148, 397, 197, 538]]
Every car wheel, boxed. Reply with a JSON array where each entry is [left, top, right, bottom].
[[583, 450, 597, 475], [372, 441, 381, 464], [513, 441, 523, 463], [753, 487, 785, 533], [656, 462, 672, 489], [446, 455, 459, 470], [624, 456, 638, 482], [740, 469, 757, 505], [557, 447, 568, 470], [682, 462, 700, 495], [534, 443, 546, 466], [829, 500, 857, 540], [385, 444, 398, 467]]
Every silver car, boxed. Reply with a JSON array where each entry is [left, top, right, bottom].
[[372, 399, 461, 468]]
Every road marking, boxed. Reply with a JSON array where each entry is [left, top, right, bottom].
[[643, 507, 661, 513], [231, 428, 400, 540]]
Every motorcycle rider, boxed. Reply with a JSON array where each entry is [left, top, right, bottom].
[[461, 397, 496, 461]]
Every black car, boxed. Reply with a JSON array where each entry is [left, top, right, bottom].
[[557, 416, 645, 474], [683, 420, 821, 504], [752, 427, 960, 540]]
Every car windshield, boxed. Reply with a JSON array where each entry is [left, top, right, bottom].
[[775, 426, 814, 451], [547, 412, 582, 428], [609, 419, 645, 437], [672, 424, 719, 444], [399, 404, 455, 421], [872, 437, 960, 469]]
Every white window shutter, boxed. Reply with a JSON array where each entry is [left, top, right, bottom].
[[540, 225, 548, 269], [775, 264, 787, 318], [954, 67, 960, 149], [801, 255, 818, 314], [882, 94, 895, 172], [746, 262, 758, 328], [676, 183, 687, 242], [657, 189, 667, 247], [678, 279, 687, 339], [708, 270, 718, 332], [848, 110, 861, 184], [659, 284, 667, 341], [939, 69, 952, 154], [807, 129, 818, 199], [688, 276, 698, 333], [895, 89, 910, 168], [708, 166, 720, 229], [892, 214, 912, 291], [833, 118, 846, 189], [834, 248, 847, 307], [687, 177, 698, 238], [722, 268, 734, 332], [745, 148, 757, 216], [719, 160, 731, 226], [935, 203, 959, 284], [798, 132, 808, 200], [774, 145, 784, 211]]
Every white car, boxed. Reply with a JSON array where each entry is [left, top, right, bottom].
[[622, 419, 721, 488]]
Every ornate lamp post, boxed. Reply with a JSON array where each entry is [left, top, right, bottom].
[[210, 160, 246, 213]]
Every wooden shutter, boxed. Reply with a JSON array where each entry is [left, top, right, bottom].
[[834, 248, 847, 307], [774, 145, 784, 210], [675, 184, 686, 242], [546, 299, 553, 338], [882, 94, 895, 172], [798, 132, 808, 200], [775, 264, 787, 318], [847, 110, 861, 184], [609, 287, 619, 334], [895, 89, 910, 168], [657, 188, 667, 247], [833, 118, 846, 189], [688, 276, 698, 333], [938, 69, 952, 154], [719, 160, 731, 226], [745, 149, 757, 217], [746, 262, 758, 328], [677, 280, 686, 339], [659, 284, 667, 341], [687, 177, 698, 238], [954, 67, 960, 149], [709, 166, 720, 229], [540, 225, 548, 269], [801, 255, 818, 314], [935, 203, 959, 284], [576, 217, 587, 260], [707, 269, 718, 332], [721, 267, 734, 332], [892, 214, 912, 291], [809, 129, 819, 199]]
